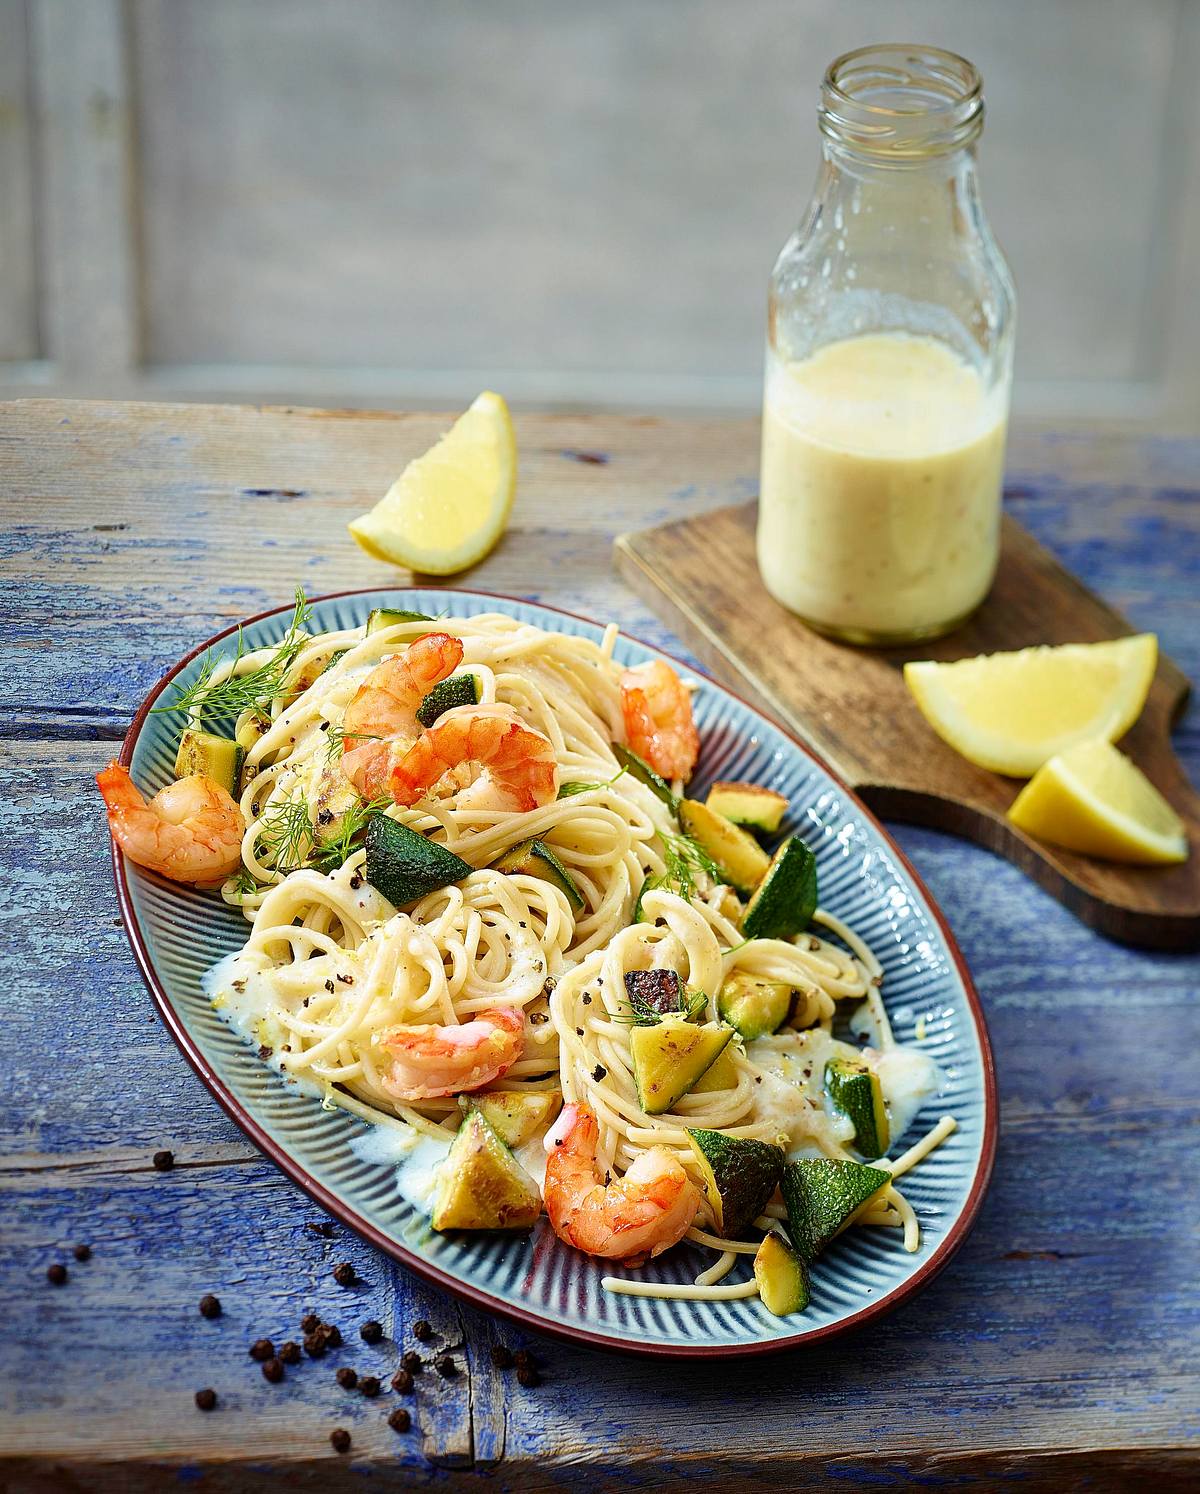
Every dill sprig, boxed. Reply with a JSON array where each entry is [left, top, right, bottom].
[[557, 767, 627, 799], [152, 588, 314, 723], [632, 829, 722, 923], [254, 796, 315, 873], [323, 723, 383, 763], [612, 984, 709, 1027], [228, 865, 261, 898], [310, 795, 392, 874]]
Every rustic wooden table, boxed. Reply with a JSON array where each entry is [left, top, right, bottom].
[[2, 400, 1197, 1491]]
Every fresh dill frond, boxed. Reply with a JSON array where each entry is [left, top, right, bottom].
[[229, 865, 261, 898], [253, 796, 315, 873], [310, 795, 392, 873], [612, 982, 710, 1027], [323, 723, 383, 763], [658, 829, 722, 899], [152, 588, 314, 723], [557, 766, 627, 799]]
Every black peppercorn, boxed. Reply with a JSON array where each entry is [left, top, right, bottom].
[[73, 1243, 92, 1263], [517, 1365, 541, 1388], [335, 1366, 357, 1390], [332, 1262, 357, 1287], [152, 1149, 174, 1171], [249, 1338, 274, 1362], [279, 1340, 301, 1365], [514, 1349, 535, 1372], [300, 1311, 321, 1334], [434, 1354, 457, 1378], [412, 1319, 433, 1341], [401, 1350, 422, 1373], [330, 1428, 351, 1454], [321, 1323, 343, 1348], [388, 1407, 411, 1433], [198, 1294, 221, 1320], [359, 1319, 383, 1345], [490, 1344, 514, 1370], [303, 1333, 327, 1358], [391, 1368, 414, 1393], [46, 1262, 67, 1286], [261, 1357, 285, 1384], [194, 1388, 217, 1411], [359, 1375, 381, 1398]]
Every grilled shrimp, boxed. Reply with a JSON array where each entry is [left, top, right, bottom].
[[380, 1006, 525, 1100], [543, 1103, 699, 1263], [620, 660, 699, 783], [341, 632, 464, 797], [383, 707, 558, 812], [96, 762, 245, 887]]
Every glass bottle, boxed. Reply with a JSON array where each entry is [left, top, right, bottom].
[[758, 44, 1016, 645]]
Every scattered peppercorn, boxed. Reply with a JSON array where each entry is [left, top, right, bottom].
[[490, 1344, 514, 1370], [388, 1407, 412, 1433], [73, 1244, 92, 1263], [46, 1262, 68, 1286], [413, 1319, 433, 1341], [391, 1368, 414, 1394], [261, 1357, 285, 1384], [330, 1428, 351, 1454], [194, 1388, 217, 1412], [198, 1294, 222, 1320], [279, 1340, 301, 1366], [359, 1375, 381, 1398], [335, 1366, 357, 1390], [401, 1350, 422, 1373], [305, 1220, 336, 1238], [332, 1262, 357, 1287], [359, 1319, 383, 1345], [434, 1354, 457, 1378], [152, 1149, 175, 1171], [249, 1338, 274, 1362], [303, 1333, 327, 1358], [592, 1064, 607, 1082], [514, 1349, 535, 1371], [517, 1365, 541, 1388], [321, 1323, 343, 1348], [300, 1311, 321, 1334]]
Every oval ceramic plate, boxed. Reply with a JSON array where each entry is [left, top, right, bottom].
[[113, 588, 996, 1358]]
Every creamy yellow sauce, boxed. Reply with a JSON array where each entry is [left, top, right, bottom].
[[758, 333, 1008, 641]]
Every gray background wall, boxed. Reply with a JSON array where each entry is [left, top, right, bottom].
[[2, 0, 1198, 427]]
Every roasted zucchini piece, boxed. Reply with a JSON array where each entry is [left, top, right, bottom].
[[686, 1127, 785, 1238], [825, 1057, 889, 1159], [364, 815, 471, 907], [630, 1018, 733, 1115], [458, 1090, 562, 1148], [613, 743, 679, 811], [174, 729, 244, 795], [624, 968, 686, 1020], [366, 606, 434, 634], [780, 1158, 890, 1262], [740, 836, 818, 941], [754, 1231, 811, 1315], [716, 973, 793, 1040], [706, 781, 788, 835], [492, 837, 585, 911], [678, 800, 771, 895], [431, 1110, 542, 1231], [416, 673, 481, 728]]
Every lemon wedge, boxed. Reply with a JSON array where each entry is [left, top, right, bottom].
[[349, 391, 516, 574], [1008, 739, 1188, 864], [904, 635, 1158, 777]]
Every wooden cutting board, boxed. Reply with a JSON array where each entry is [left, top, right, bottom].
[[615, 502, 1200, 950]]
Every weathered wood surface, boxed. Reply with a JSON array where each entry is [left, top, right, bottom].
[[615, 502, 1200, 948], [1, 400, 1198, 1490]]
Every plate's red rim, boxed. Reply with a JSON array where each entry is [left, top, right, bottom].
[[110, 586, 998, 1360]]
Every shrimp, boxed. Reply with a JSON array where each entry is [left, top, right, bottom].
[[96, 762, 246, 887], [620, 660, 699, 783], [383, 706, 559, 812], [380, 1006, 525, 1101], [341, 632, 464, 797], [543, 1103, 700, 1263]]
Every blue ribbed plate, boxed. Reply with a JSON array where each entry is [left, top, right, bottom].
[[115, 588, 996, 1358]]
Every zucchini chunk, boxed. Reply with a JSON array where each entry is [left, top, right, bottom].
[[716, 973, 793, 1040], [624, 968, 686, 1020], [492, 837, 585, 911], [458, 1090, 562, 1148], [365, 815, 472, 907], [740, 836, 818, 941], [678, 800, 771, 895], [780, 1158, 890, 1262], [825, 1058, 889, 1159], [174, 729, 244, 795], [416, 673, 481, 728], [689, 1044, 741, 1094], [630, 1018, 733, 1115], [613, 743, 679, 811], [366, 606, 434, 634], [706, 781, 788, 835], [431, 1110, 542, 1232], [754, 1231, 811, 1315], [687, 1128, 785, 1238]]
